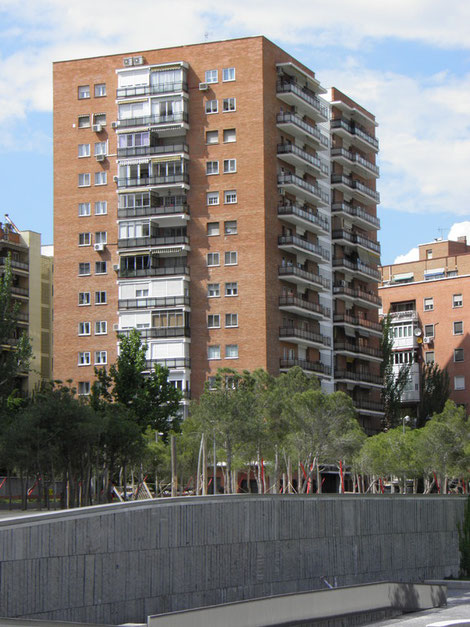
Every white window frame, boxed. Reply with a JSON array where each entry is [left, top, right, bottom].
[[95, 291, 107, 305], [222, 68, 236, 82], [94, 141, 107, 156], [223, 159, 236, 173], [78, 352, 91, 366], [208, 345, 221, 360], [78, 173, 91, 187], [94, 351, 107, 365], [78, 232, 91, 247], [95, 201, 107, 215], [225, 282, 238, 296], [94, 83, 106, 97], [95, 231, 107, 244], [225, 313, 238, 328], [207, 191, 220, 206], [208, 283, 220, 298], [425, 351, 434, 364], [95, 320, 107, 335], [455, 375, 465, 391], [78, 292, 91, 306], [423, 297, 434, 311], [78, 322, 91, 336], [95, 261, 107, 275], [78, 85, 90, 99], [223, 128, 236, 143], [224, 251, 237, 266], [78, 144, 90, 158], [78, 262, 91, 276], [78, 115, 90, 128], [223, 97, 236, 112], [224, 190, 237, 204], [206, 161, 219, 175], [205, 69, 218, 84], [78, 382, 91, 396], [224, 220, 237, 235], [93, 113, 106, 126], [207, 222, 220, 236], [207, 252, 220, 267], [225, 344, 239, 358], [206, 130, 219, 144], [79, 202, 91, 217], [208, 314, 220, 328], [454, 321, 464, 335], [453, 294, 463, 308], [205, 99, 218, 114], [424, 324, 435, 338], [94, 171, 107, 186]]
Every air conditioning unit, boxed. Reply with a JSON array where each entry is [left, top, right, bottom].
[[113, 175, 119, 182], [92, 124, 103, 132], [123, 57, 133, 67], [96, 154, 105, 162], [113, 264, 119, 271], [113, 323, 119, 331], [423, 336, 432, 345], [94, 243, 105, 252], [111, 121, 119, 129], [133, 56, 144, 66], [199, 82, 209, 91]]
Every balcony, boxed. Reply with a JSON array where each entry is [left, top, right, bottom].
[[278, 173, 329, 207], [279, 295, 330, 320], [331, 202, 380, 230], [353, 398, 385, 414], [280, 326, 331, 349], [331, 147, 379, 178], [335, 370, 383, 387], [276, 81, 329, 122], [278, 265, 330, 292], [278, 235, 330, 264], [388, 310, 418, 322], [118, 203, 189, 219], [391, 335, 419, 350], [334, 341, 382, 361], [276, 113, 329, 150], [280, 358, 331, 377], [117, 142, 189, 159], [17, 311, 29, 324], [332, 258, 381, 282], [0, 257, 29, 272], [11, 286, 29, 298], [330, 118, 379, 152], [333, 284, 381, 308], [145, 358, 191, 370], [333, 314, 382, 335], [116, 81, 188, 99], [117, 112, 189, 131], [118, 235, 189, 251], [119, 266, 189, 279], [119, 295, 190, 310], [332, 229, 381, 255], [331, 174, 380, 204], [119, 326, 190, 339], [278, 204, 329, 234], [277, 144, 329, 178], [117, 173, 189, 190]]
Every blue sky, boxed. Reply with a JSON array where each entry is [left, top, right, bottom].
[[2, 0, 470, 264]]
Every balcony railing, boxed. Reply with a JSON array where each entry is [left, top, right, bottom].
[[117, 112, 188, 129], [333, 284, 381, 306], [17, 312, 29, 323], [145, 358, 191, 370], [333, 314, 382, 333], [279, 295, 331, 318], [276, 113, 329, 148], [278, 173, 330, 205], [277, 144, 329, 175], [119, 266, 189, 278], [276, 81, 329, 119], [119, 295, 190, 310], [331, 202, 380, 228], [331, 147, 379, 176], [278, 235, 330, 261], [280, 326, 331, 347], [332, 229, 381, 254], [278, 204, 329, 232], [331, 174, 380, 203], [332, 258, 381, 281], [280, 358, 331, 376], [11, 286, 29, 297], [118, 203, 189, 219], [335, 342, 382, 358], [0, 257, 29, 271], [117, 143, 189, 159], [335, 370, 383, 386], [118, 235, 189, 249], [117, 173, 189, 188], [119, 326, 190, 339], [389, 310, 418, 320], [116, 82, 188, 99], [278, 265, 330, 290], [330, 118, 379, 150], [353, 398, 384, 412]]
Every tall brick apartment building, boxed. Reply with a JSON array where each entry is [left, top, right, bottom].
[[53, 36, 382, 431], [380, 236, 470, 414]]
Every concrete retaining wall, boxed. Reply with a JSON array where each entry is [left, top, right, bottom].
[[0, 495, 465, 624]]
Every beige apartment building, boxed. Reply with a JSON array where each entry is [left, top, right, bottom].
[[380, 236, 470, 413], [53, 36, 382, 430]]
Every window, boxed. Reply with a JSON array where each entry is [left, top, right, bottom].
[[95, 291, 107, 305], [223, 98, 236, 112], [222, 67, 235, 82], [93, 113, 106, 126], [454, 321, 464, 335], [225, 344, 239, 358], [453, 294, 463, 308], [207, 222, 220, 236], [208, 283, 220, 298], [205, 99, 218, 114], [78, 173, 90, 187], [224, 190, 237, 204], [205, 69, 218, 84], [207, 376, 217, 390], [223, 159, 236, 173], [94, 83, 106, 97], [78, 382, 90, 396], [78, 292, 91, 306], [78, 85, 90, 99], [78, 352, 91, 366], [94, 351, 107, 365], [78, 144, 90, 158], [225, 282, 238, 296], [78, 232, 91, 246], [223, 128, 236, 143], [79, 202, 91, 217], [95, 320, 107, 335], [78, 322, 91, 336], [454, 348, 464, 362], [224, 251, 237, 265], [424, 297, 434, 311], [94, 141, 107, 156], [95, 232, 107, 244], [206, 161, 219, 175], [448, 270, 458, 277], [225, 313, 238, 327], [208, 345, 221, 359], [94, 171, 107, 185], [95, 201, 107, 215], [207, 191, 219, 206], [426, 249, 432, 259], [135, 288, 149, 298], [455, 375, 465, 391], [78, 115, 90, 128], [208, 314, 220, 328], [79, 262, 90, 276], [424, 324, 435, 338], [224, 220, 237, 235], [95, 261, 107, 274], [207, 252, 220, 267], [425, 351, 434, 364], [206, 130, 219, 144]]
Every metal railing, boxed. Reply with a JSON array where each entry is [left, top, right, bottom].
[[331, 202, 380, 228], [118, 173, 189, 188], [276, 113, 329, 148], [277, 144, 329, 175], [278, 173, 330, 204], [118, 204, 189, 219], [119, 326, 190, 339], [119, 295, 190, 309], [331, 147, 379, 175], [335, 370, 383, 385], [117, 82, 188, 99], [332, 229, 381, 254], [118, 111, 188, 129], [278, 235, 330, 261], [278, 204, 329, 232], [278, 265, 330, 289], [118, 235, 189, 248], [279, 295, 330, 318], [334, 342, 382, 358], [333, 314, 382, 333], [331, 118, 379, 149], [332, 284, 381, 306], [276, 81, 329, 118], [332, 258, 381, 281], [119, 266, 189, 278], [117, 143, 189, 158], [280, 358, 331, 376], [145, 358, 191, 370], [331, 174, 380, 203], [279, 326, 331, 346]]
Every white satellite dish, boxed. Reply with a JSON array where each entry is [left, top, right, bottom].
[[414, 328, 422, 337]]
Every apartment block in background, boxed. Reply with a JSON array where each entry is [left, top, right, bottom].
[[53, 36, 382, 430], [380, 236, 470, 414]]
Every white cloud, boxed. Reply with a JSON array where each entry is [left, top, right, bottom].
[[393, 248, 419, 264], [448, 221, 470, 244]]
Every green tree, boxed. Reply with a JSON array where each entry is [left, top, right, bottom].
[[418, 362, 450, 427], [381, 314, 410, 430]]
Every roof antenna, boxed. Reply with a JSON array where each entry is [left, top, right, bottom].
[[4, 214, 20, 233]]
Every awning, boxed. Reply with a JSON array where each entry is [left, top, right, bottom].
[[117, 158, 150, 165], [393, 272, 414, 281], [151, 155, 182, 163], [424, 267, 445, 276]]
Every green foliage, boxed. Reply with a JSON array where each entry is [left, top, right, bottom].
[[458, 497, 470, 577], [381, 314, 410, 429], [418, 362, 450, 427]]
